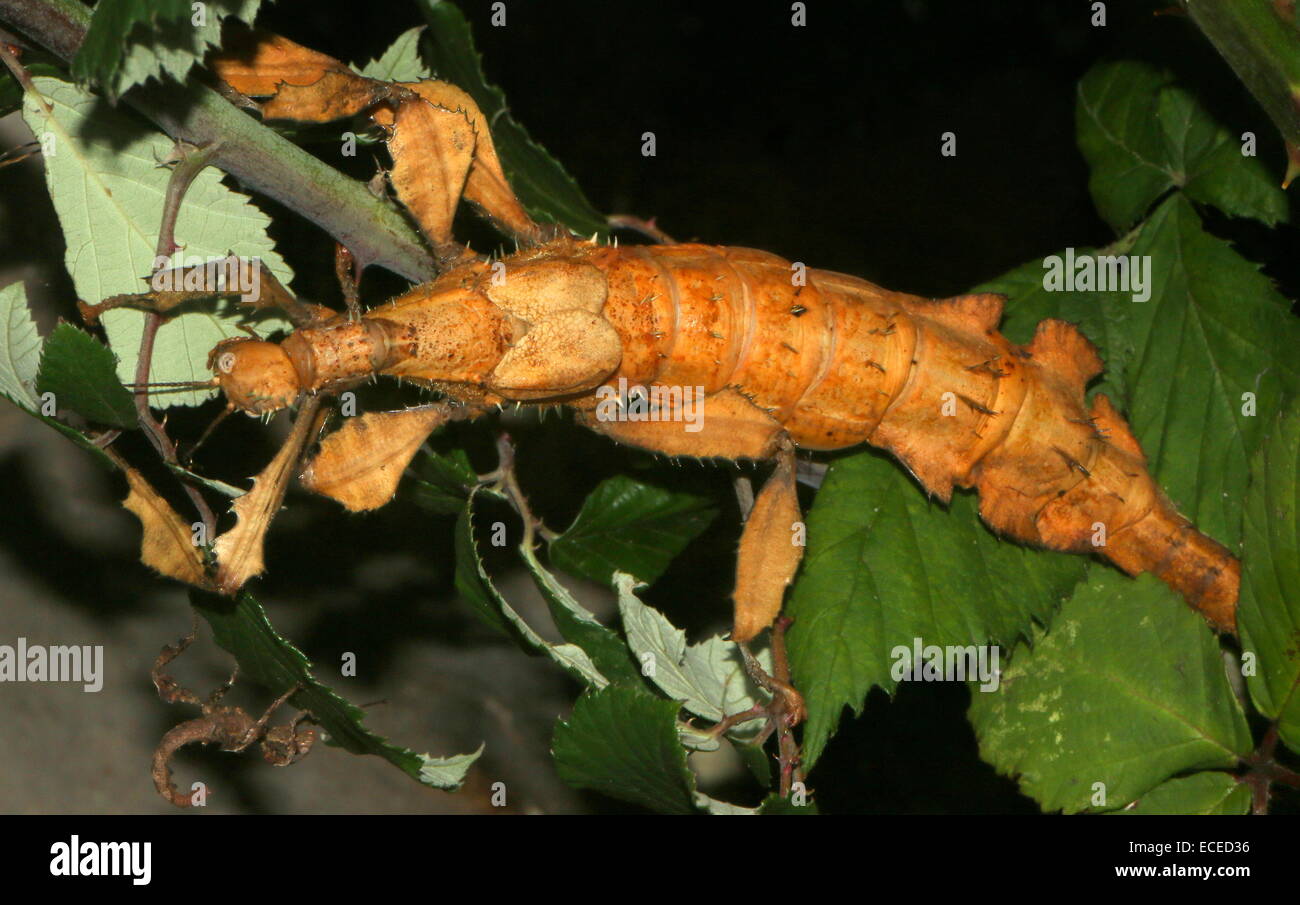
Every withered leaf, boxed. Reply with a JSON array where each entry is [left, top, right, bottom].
[[301, 406, 448, 512], [121, 467, 209, 589], [260, 71, 389, 123]]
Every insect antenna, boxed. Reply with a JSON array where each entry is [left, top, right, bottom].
[[181, 406, 234, 464], [123, 378, 220, 395]]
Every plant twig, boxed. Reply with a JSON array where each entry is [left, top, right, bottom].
[[132, 140, 222, 540], [0, 0, 437, 281]]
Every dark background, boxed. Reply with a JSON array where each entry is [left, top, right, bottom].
[[2, 0, 1297, 814]]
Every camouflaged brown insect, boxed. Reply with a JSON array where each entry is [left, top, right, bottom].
[[192, 29, 1240, 644]]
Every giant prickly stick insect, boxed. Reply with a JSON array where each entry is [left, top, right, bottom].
[[116, 30, 1238, 701]]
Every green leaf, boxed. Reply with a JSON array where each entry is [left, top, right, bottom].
[[1158, 85, 1289, 226], [1076, 61, 1287, 230], [1113, 772, 1250, 815], [548, 475, 716, 587], [21, 75, 292, 408], [617, 572, 771, 729], [1076, 62, 1176, 230], [0, 283, 116, 466], [453, 489, 608, 686], [0, 281, 43, 410], [36, 323, 137, 428], [410, 446, 478, 514], [417, 0, 608, 236], [1111, 193, 1300, 545], [71, 0, 190, 95], [1238, 400, 1300, 750], [72, 0, 265, 101], [786, 449, 1087, 769], [519, 545, 643, 687], [552, 685, 698, 814], [969, 571, 1251, 814], [355, 26, 431, 82], [191, 589, 481, 790]]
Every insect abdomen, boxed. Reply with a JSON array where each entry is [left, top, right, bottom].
[[592, 242, 1238, 630]]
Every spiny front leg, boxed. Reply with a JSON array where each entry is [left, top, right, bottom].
[[78, 257, 336, 331]]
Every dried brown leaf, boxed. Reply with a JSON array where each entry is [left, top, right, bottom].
[[260, 71, 389, 122], [121, 467, 210, 588], [386, 94, 476, 249], [401, 81, 542, 241]]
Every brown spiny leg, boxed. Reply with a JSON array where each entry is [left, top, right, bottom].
[[79, 258, 336, 330], [579, 390, 807, 790], [732, 440, 803, 643], [227, 681, 306, 753], [150, 621, 314, 807], [738, 618, 805, 796], [260, 712, 318, 766], [335, 242, 362, 320], [151, 614, 204, 708], [212, 394, 328, 594]]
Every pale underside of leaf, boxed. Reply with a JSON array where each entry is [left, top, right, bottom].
[[616, 572, 771, 727], [0, 281, 42, 409], [21, 76, 291, 409]]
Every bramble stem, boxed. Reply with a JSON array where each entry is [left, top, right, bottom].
[[0, 0, 437, 281]]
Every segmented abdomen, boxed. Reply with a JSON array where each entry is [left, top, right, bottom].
[[590, 242, 1018, 455], [588, 242, 1238, 631]]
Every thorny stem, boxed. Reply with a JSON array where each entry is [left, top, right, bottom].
[[489, 433, 557, 546], [738, 617, 806, 797], [1, 37, 221, 533], [0, 0, 436, 282], [129, 140, 223, 541], [0, 32, 41, 105], [1241, 722, 1300, 814]]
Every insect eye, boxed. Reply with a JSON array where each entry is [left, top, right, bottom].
[[217, 351, 237, 374]]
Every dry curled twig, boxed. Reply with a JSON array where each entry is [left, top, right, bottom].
[[150, 622, 316, 808]]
